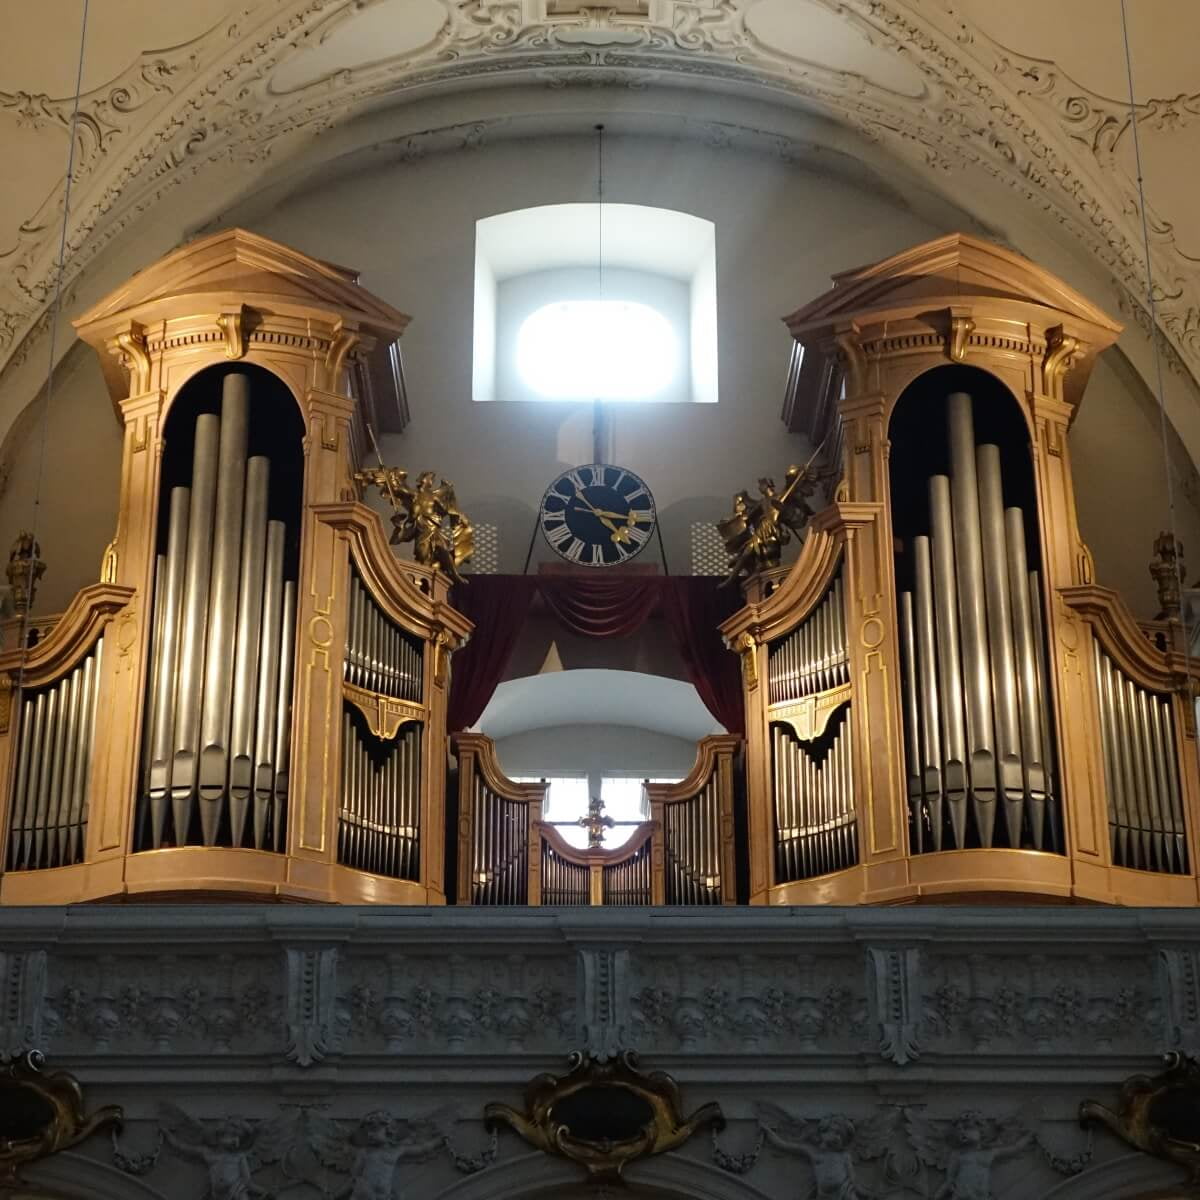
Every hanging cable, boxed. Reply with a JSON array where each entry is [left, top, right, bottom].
[[592, 122, 607, 463], [14, 0, 90, 688]]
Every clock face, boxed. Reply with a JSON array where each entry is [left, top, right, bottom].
[[539, 464, 657, 567]]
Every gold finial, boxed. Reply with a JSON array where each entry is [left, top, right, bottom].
[[6, 531, 45, 614], [355, 464, 474, 585], [1150, 531, 1185, 621], [578, 796, 615, 849]]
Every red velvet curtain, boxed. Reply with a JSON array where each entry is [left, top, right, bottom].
[[447, 575, 744, 734], [535, 575, 662, 639], [661, 576, 746, 735], [446, 576, 536, 731]]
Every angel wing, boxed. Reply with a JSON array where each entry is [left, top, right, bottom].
[[158, 1102, 209, 1160], [753, 1101, 812, 1143], [904, 1111, 951, 1170], [399, 1103, 458, 1144], [432, 479, 461, 516], [853, 1108, 899, 1161], [989, 1113, 1032, 1155], [307, 1113, 355, 1173], [248, 1111, 301, 1172]]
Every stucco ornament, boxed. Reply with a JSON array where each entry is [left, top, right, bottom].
[[905, 1109, 1033, 1200], [757, 1104, 897, 1199], [309, 1108, 455, 1200], [158, 1103, 295, 1200]]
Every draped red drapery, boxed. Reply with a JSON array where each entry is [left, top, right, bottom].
[[447, 575, 744, 734]]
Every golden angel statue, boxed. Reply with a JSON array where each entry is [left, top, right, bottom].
[[355, 465, 474, 585], [717, 461, 825, 587]]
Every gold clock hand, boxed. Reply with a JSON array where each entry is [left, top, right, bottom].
[[574, 504, 651, 523], [571, 501, 621, 537]]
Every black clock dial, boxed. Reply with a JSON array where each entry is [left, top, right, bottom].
[[539, 464, 657, 567]]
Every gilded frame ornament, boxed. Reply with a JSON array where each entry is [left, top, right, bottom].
[[1081, 1051, 1200, 1185], [0, 1050, 122, 1185], [484, 1050, 723, 1182]]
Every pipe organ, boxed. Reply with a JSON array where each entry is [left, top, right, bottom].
[[724, 232, 1200, 906], [0, 229, 470, 905], [454, 734, 739, 906], [2, 228, 1198, 911]]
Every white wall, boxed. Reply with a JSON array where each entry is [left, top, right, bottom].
[[493, 723, 699, 785], [3, 128, 1198, 621]]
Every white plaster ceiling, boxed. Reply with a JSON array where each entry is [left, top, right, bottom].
[[3, 0, 1200, 453], [475, 669, 722, 741]]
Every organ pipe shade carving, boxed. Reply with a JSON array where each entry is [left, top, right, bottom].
[[1093, 645, 1188, 875], [894, 391, 1060, 855], [771, 704, 857, 882], [338, 710, 422, 881], [138, 373, 297, 853], [7, 638, 103, 871]]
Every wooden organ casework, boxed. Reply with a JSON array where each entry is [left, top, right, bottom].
[[723, 233, 1200, 906], [453, 733, 739, 906], [0, 229, 471, 905]]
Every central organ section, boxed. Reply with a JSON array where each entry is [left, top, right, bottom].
[[140, 369, 301, 854], [891, 383, 1058, 857]]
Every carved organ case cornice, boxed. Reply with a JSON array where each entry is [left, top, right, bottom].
[[0, 228, 468, 905], [732, 232, 1200, 906]]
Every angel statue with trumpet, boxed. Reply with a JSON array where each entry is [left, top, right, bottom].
[[717, 440, 834, 587], [355, 463, 474, 585]]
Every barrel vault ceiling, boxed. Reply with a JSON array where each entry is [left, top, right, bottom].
[[3, 0, 1199, 424]]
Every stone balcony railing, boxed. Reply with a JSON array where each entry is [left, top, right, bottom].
[[3, 906, 1198, 1199]]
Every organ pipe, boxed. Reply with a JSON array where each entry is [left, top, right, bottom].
[[171, 412, 220, 834], [897, 392, 1061, 854], [1093, 641, 1188, 875], [147, 486, 190, 847], [7, 639, 103, 872], [138, 373, 297, 852], [198, 378, 249, 834]]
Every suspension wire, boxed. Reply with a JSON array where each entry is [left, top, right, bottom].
[[592, 122, 607, 464], [1119, 4, 1195, 665], [14, 0, 90, 700]]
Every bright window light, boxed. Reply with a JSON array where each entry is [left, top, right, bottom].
[[516, 300, 679, 400]]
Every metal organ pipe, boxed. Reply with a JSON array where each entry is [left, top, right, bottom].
[[1005, 507, 1047, 849], [229, 455, 270, 842], [147, 487, 190, 846], [170, 412, 220, 837], [199, 376, 249, 839], [896, 392, 1060, 855], [976, 444, 1023, 847], [947, 392, 997, 829], [137, 372, 297, 853]]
